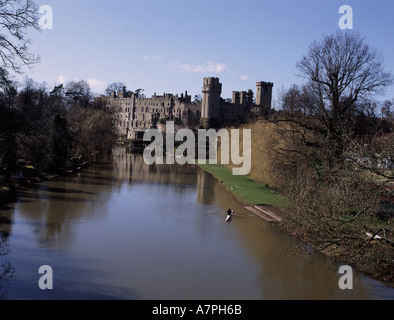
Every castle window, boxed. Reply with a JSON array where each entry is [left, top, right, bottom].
[[141, 107, 144, 113], [146, 107, 149, 113]]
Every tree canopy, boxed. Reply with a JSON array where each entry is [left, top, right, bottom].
[[0, 0, 40, 74], [296, 31, 393, 141]]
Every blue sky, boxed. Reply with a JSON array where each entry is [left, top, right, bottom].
[[24, 0, 394, 103]]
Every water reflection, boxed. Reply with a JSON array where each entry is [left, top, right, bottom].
[[0, 146, 392, 300], [0, 208, 15, 295]]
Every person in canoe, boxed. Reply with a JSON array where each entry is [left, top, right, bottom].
[[226, 208, 234, 221]]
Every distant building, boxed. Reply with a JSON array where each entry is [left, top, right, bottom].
[[102, 87, 200, 139], [102, 77, 273, 139], [200, 77, 273, 129]]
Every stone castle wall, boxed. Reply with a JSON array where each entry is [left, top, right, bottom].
[[104, 89, 200, 139], [103, 77, 273, 138]]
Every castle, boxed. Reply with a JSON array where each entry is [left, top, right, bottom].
[[103, 77, 273, 139], [200, 77, 273, 129]]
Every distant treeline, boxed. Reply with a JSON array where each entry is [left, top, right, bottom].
[[0, 73, 118, 181]]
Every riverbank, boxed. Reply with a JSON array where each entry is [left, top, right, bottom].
[[0, 160, 90, 207], [3, 152, 390, 300], [0, 184, 16, 205], [198, 163, 290, 209], [198, 163, 394, 287]]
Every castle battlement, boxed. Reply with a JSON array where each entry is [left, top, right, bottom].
[[203, 77, 222, 91], [103, 77, 273, 137], [256, 81, 274, 108], [256, 81, 274, 87]]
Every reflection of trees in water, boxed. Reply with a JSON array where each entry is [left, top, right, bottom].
[[14, 163, 119, 249], [15, 175, 114, 249], [112, 146, 244, 207], [0, 248, 15, 291], [0, 214, 14, 291], [112, 147, 199, 187], [112, 147, 225, 206], [197, 167, 215, 205], [0, 146, 378, 299], [13, 147, 208, 250]]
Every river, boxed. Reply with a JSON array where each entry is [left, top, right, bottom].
[[0, 147, 392, 300]]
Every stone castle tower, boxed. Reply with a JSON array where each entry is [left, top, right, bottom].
[[256, 81, 274, 109], [201, 77, 274, 128], [201, 77, 222, 129]]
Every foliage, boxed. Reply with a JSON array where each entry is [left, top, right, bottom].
[[0, 69, 20, 177], [49, 113, 72, 172], [275, 32, 393, 282], [0, 77, 118, 176], [0, 0, 39, 288], [105, 82, 127, 97], [295, 31, 393, 147], [0, 0, 40, 73], [68, 104, 117, 162], [225, 32, 394, 282]]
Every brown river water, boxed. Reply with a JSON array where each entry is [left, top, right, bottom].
[[0, 147, 392, 300]]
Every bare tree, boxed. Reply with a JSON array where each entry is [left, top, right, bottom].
[[381, 99, 393, 120], [68, 106, 117, 162], [135, 88, 144, 98], [268, 32, 394, 282], [0, 69, 19, 178], [105, 82, 127, 97], [296, 31, 393, 143], [0, 0, 40, 73], [65, 80, 92, 108], [193, 94, 202, 104]]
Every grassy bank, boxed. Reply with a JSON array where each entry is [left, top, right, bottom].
[[198, 120, 393, 284], [198, 163, 290, 208]]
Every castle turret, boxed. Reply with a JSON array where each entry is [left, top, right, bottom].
[[201, 77, 222, 129], [256, 81, 273, 109]]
